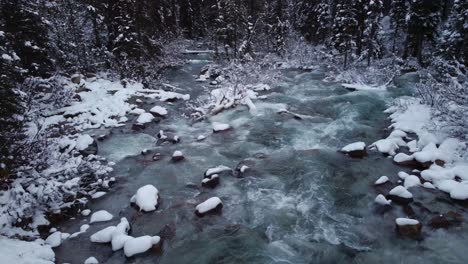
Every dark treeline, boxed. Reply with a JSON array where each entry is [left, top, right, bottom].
[[0, 0, 467, 179]]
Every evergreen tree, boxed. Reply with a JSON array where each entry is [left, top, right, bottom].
[[390, 0, 407, 54], [332, 1, 358, 67], [440, 0, 468, 65], [363, 0, 383, 65], [295, 0, 331, 44], [405, 0, 443, 64]]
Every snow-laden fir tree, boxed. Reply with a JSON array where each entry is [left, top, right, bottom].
[[332, 0, 358, 67], [363, 0, 383, 66], [439, 0, 468, 65]]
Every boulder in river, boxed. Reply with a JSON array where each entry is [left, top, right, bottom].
[[340, 142, 367, 158], [428, 212, 463, 229], [387, 186, 413, 204], [395, 218, 422, 240], [172, 151, 184, 162], [202, 174, 220, 188], [195, 197, 223, 217]]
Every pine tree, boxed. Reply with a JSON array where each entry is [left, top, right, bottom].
[[405, 0, 443, 64], [295, 0, 331, 44], [332, 1, 358, 67], [363, 0, 383, 65], [1, 0, 52, 77], [390, 0, 407, 54], [440, 0, 468, 65]]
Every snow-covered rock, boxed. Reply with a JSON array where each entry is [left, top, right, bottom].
[[340, 142, 367, 158], [84, 256, 99, 264], [90, 226, 117, 243], [212, 122, 231, 132], [395, 218, 422, 239], [202, 174, 220, 189], [90, 210, 113, 224], [375, 176, 389, 185], [91, 191, 106, 199], [450, 184, 468, 201], [404, 175, 421, 189], [81, 209, 91, 216], [45, 231, 63, 248], [172, 150, 184, 161], [205, 165, 232, 177], [197, 135, 206, 141], [130, 185, 159, 212], [149, 106, 168, 117], [388, 186, 413, 204], [374, 194, 391, 206], [195, 197, 223, 217], [123, 235, 161, 257], [136, 112, 154, 124]]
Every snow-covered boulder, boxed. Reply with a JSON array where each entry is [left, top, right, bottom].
[[149, 106, 168, 117], [76, 134, 98, 156], [137, 112, 154, 124], [197, 135, 206, 141], [45, 231, 63, 248], [388, 186, 413, 204], [212, 122, 231, 133], [374, 194, 391, 206], [172, 150, 184, 162], [340, 142, 367, 158], [90, 226, 117, 243], [84, 256, 99, 264], [205, 165, 232, 177], [90, 210, 113, 224], [393, 153, 419, 167], [195, 197, 223, 217], [123, 235, 161, 257], [152, 152, 162, 161], [374, 176, 389, 185], [111, 218, 132, 251], [81, 209, 91, 216], [395, 218, 422, 239], [202, 174, 220, 189], [404, 175, 421, 189], [130, 185, 159, 212], [450, 184, 468, 201]]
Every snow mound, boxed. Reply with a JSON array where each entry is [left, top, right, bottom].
[[205, 165, 232, 177], [45, 231, 63, 248], [90, 226, 117, 243], [375, 194, 391, 205], [389, 186, 413, 199], [341, 142, 365, 152], [123, 235, 161, 257], [404, 175, 421, 189], [395, 218, 419, 226], [212, 122, 231, 132], [375, 176, 389, 185], [136, 113, 154, 124], [150, 106, 168, 116], [84, 256, 99, 264], [130, 185, 159, 212], [195, 197, 223, 215], [76, 134, 94, 151], [90, 210, 113, 224]]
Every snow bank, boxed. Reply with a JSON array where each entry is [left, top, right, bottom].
[[130, 185, 159, 212], [76, 134, 94, 151], [90, 210, 113, 224], [0, 236, 55, 264]]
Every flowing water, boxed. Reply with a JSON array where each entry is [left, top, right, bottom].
[[55, 55, 468, 263]]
